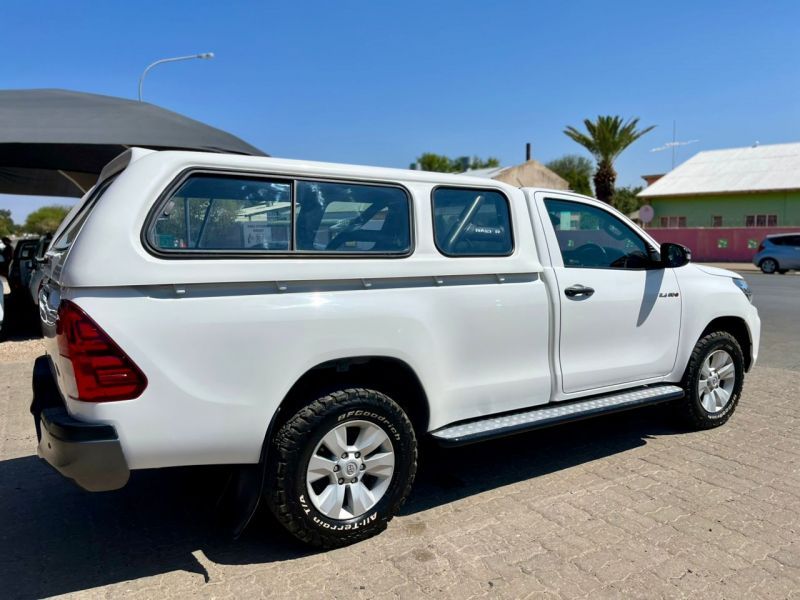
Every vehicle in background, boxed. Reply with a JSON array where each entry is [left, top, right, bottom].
[[8, 238, 39, 296], [1, 238, 11, 338], [0, 237, 11, 279], [27, 235, 53, 307], [753, 233, 800, 274], [0, 276, 4, 338]]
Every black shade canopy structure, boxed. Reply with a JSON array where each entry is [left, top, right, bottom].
[[0, 89, 266, 198]]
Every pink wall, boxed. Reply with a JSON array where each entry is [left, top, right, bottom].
[[646, 227, 800, 262]]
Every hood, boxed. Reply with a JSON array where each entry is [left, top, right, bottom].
[[693, 264, 741, 279]]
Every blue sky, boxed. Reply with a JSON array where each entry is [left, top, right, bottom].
[[2, 0, 799, 221]]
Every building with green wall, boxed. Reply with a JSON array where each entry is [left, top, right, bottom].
[[638, 142, 800, 228]]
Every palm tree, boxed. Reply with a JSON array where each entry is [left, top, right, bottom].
[[564, 116, 655, 204]]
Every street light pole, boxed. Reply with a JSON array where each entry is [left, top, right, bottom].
[[138, 52, 214, 102]]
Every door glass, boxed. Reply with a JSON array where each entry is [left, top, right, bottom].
[[545, 198, 653, 269]]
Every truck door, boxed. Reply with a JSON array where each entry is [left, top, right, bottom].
[[536, 194, 682, 394]]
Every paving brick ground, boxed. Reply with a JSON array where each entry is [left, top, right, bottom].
[[1, 341, 799, 599]]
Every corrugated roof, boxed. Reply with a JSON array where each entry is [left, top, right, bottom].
[[638, 142, 800, 198]]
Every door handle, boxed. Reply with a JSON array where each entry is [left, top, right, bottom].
[[564, 284, 595, 298]]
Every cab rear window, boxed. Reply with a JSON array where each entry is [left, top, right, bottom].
[[147, 173, 412, 255], [432, 187, 513, 256]]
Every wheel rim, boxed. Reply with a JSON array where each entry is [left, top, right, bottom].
[[697, 349, 736, 413], [762, 259, 776, 273], [306, 419, 395, 520]]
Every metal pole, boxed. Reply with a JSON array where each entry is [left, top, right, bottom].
[[138, 53, 214, 101]]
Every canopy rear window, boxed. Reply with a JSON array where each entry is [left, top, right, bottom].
[[51, 176, 117, 252], [147, 173, 412, 256]]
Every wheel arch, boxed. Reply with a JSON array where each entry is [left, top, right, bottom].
[[758, 256, 779, 269], [225, 355, 430, 538], [271, 355, 431, 436], [700, 316, 753, 371]]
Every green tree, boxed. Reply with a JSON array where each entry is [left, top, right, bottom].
[[22, 205, 70, 235], [545, 155, 594, 196], [564, 116, 655, 204], [0, 209, 15, 237], [611, 185, 644, 216], [413, 153, 500, 173]]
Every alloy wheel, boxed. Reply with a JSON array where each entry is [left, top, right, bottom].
[[697, 349, 736, 413], [761, 259, 777, 274], [306, 420, 395, 520]]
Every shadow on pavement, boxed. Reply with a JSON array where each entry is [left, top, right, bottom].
[[0, 404, 683, 599]]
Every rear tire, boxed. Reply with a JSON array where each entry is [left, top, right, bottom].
[[265, 388, 417, 548], [760, 258, 778, 274], [678, 332, 744, 430]]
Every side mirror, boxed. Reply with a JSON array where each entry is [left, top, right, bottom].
[[660, 242, 692, 268]]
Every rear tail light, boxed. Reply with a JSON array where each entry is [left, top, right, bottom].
[[757, 242, 765, 252], [56, 300, 147, 402]]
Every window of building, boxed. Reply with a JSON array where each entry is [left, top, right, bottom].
[[711, 215, 723, 227], [746, 214, 778, 227], [149, 174, 412, 255], [658, 216, 687, 228], [432, 187, 513, 256]]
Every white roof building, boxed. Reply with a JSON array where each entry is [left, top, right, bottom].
[[639, 142, 800, 198]]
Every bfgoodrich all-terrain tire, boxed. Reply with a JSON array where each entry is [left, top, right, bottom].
[[678, 331, 745, 430], [265, 388, 417, 548]]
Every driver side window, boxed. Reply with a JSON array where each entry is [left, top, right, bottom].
[[544, 198, 653, 269]]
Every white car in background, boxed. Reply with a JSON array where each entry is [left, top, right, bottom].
[[0, 276, 4, 338], [31, 148, 760, 549], [27, 235, 53, 307], [0, 237, 5, 338]]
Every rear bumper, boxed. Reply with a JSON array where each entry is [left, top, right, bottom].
[[31, 355, 129, 492]]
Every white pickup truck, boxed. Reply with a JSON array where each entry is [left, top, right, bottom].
[[32, 148, 760, 548]]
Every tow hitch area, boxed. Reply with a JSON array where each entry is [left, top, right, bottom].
[[31, 355, 130, 492]]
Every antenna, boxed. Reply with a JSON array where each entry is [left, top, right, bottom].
[[650, 120, 699, 169]]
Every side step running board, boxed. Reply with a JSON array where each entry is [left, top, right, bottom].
[[431, 384, 684, 446]]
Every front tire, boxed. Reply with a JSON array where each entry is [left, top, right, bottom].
[[678, 332, 744, 429], [266, 388, 417, 548], [760, 258, 779, 274]]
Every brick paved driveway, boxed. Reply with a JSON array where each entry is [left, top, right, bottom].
[[1, 342, 798, 599]]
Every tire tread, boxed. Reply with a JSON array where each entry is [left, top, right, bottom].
[[266, 388, 417, 548], [679, 331, 743, 430]]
